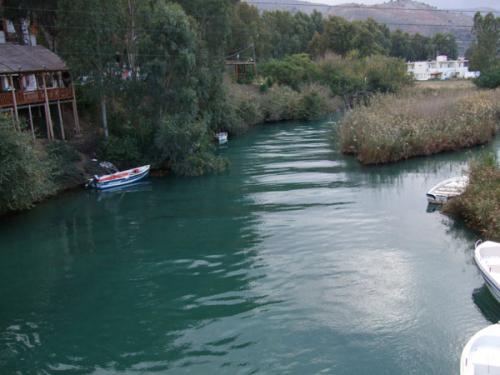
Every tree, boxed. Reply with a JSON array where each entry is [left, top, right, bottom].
[[432, 33, 458, 59], [410, 33, 434, 61], [58, 0, 123, 139], [390, 30, 413, 60], [468, 12, 500, 72]]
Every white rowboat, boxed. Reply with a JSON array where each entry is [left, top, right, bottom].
[[216, 132, 228, 145], [474, 241, 500, 304], [461, 324, 500, 375], [426, 176, 468, 204]]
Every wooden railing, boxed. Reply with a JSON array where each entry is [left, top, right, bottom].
[[0, 92, 12, 108], [0, 87, 74, 108]]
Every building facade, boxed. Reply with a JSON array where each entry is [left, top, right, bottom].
[[407, 56, 480, 81], [0, 13, 80, 140]]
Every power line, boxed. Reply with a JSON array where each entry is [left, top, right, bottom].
[[2, 2, 499, 15], [247, 1, 500, 14]]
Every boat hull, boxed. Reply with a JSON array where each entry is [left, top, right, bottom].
[[461, 324, 500, 375], [426, 176, 468, 205], [476, 263, 500, 304], [474, 241, 500, 305], [88, 165, 150, 190]]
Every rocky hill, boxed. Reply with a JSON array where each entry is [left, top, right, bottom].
[[246, 0, 481, 53]]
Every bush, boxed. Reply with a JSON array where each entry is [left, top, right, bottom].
[[260, 85, 300, 122], [445, 154, 500, 240], [260, 53, 317, 90], [474, 68, 500, 89], [99, 135, 142, 170], [318, 54, 411, 109], [46, 141, 83, 189], [155, 118, 227, 176], [0, 116, 54, 214]]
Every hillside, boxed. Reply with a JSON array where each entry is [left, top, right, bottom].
[[246, 0, 475, 53]]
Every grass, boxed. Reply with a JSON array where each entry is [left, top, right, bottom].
[[445, 154, 500, 241], [339, 85, 500, 165]]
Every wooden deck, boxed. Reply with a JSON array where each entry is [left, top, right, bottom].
[[0, 87, 73, 108]]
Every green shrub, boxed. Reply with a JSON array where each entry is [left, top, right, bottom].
[[99, 135, 142, 169], [474, 68, 500, 89], [155, 118, 227, 176], [0, 116, 54, 214], [294, 91, 326, 121], [46, 141, 83, 189], [260, 54, 317, 90], [260, 85, 300, 122], [445, 154, 500, 240]]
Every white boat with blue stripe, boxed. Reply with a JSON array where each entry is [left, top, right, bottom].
[[474, 240, 500, 304], [87, 165, 150, 190]]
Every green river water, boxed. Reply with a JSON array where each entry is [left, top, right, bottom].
[[1, 119, 500, 375]]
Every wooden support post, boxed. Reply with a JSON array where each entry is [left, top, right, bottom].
[[70, 83, 81, 135], [8, 75, 19, 130], [41, 73, 54, 140], [28, 104, 35, 140], [57, 100, 65, 140]]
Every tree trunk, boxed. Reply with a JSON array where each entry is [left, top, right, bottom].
[[100, 96, 109, 139]]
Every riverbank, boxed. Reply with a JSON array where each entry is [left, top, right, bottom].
[[339, 83, 500, 165], [445, 155, 500, 241], [224, 77, 342, 134]]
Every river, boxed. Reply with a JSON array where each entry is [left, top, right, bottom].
[[1, 119, 499, 374]]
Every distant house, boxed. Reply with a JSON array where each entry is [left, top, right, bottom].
[[407, 55, 480, 81]]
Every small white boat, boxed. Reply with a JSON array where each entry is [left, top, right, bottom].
[[215, 132, 228, 145], [426, 176, 468, 204], [86, 165, 150, 190], [460, 324, 500, 375], [474, 241, 500, 304]]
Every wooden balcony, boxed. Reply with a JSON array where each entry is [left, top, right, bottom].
[[0, 87, 74, 108]]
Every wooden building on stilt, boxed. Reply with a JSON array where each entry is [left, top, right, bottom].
[[225, 59, 257, 82], [0, 44, 80, 140]]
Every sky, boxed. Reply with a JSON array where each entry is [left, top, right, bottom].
[[307, 0, 500, 10]]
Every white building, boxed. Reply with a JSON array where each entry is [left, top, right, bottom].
[[407, 55, 480, 81]]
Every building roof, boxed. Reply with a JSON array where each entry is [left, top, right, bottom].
[[0, 44, 67, 74]]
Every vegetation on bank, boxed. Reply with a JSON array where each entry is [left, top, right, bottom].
[[445, 155, 500, 241], [0, 116, 83, 215], [339, 86, 500, 165]]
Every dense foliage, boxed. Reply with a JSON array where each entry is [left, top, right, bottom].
[[468, 13, 500, 73], [56, 0, 231, 175], [228, 2, 458, 62], [0, 116, 54, 214], [0, 0, 459, 183], [445, 154, 500, 241]]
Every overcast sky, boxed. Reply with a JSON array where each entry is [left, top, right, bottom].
[[307, 0, 499, 10]]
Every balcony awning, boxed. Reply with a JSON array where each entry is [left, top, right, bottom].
[[0, 44, 67, 74]]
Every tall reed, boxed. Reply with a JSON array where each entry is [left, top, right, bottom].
[[340, 87, 500, 164]]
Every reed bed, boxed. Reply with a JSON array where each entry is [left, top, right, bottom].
[[340, 87, 500, 164], [445, 156, 500, 241]]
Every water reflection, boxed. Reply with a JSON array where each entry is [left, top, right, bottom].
[[0, 120, 498, 374], [473, 286, 500, 324]]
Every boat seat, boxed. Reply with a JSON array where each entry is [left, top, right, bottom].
[[473, 364, 500, 375]]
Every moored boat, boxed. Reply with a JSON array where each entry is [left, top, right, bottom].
[[460, 324, 500, 375], [86, 165, 150, 190], [474, 240, 500, 304], [215, 131, 228, 145], [426, 176, 468, 204]]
